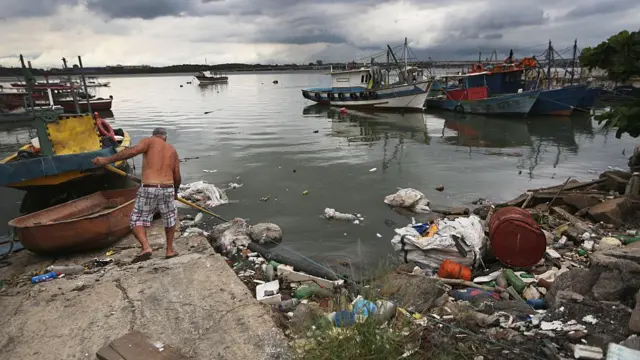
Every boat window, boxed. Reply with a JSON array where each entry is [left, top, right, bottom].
[[361, 75, 365, 83]]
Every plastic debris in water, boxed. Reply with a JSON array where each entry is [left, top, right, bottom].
[[302, 190, 309, 195], [105, 250, 114, 257], [369, 168, 377, 172], [228, 183, 242, 189], [203, 169, 217, 173], [376, 233, 382, 238], [194, 212, 204, 224]]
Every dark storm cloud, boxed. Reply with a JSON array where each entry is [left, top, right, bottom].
[[562, 0, 637, 19], [86, 0, 189, 19], [0, 0, 76, 19]]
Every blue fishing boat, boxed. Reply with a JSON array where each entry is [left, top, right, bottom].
[[529, 84, 588, 116], [575, 87, 603, 112], [427, 89, 540, 116]]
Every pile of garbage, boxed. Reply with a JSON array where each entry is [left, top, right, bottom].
[[188, 167, 640, 358], [378, 170, 640, 358]]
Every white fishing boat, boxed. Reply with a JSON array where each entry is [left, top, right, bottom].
[[301, 39, 433, 111], [196, 71, 229, 84], [66, 76, 110, 87]]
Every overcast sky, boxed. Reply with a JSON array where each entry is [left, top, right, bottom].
[[0, 0, 637, 67]]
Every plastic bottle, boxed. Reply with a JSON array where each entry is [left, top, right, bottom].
[[294, 284, 333, 299], [47, 265, 84, 275], [437, 259, 472, 281], [278, 298, 299, 312], [503, 269, 526, 293], [374, 300, 397, 324], [265, 265, 275, 282], [31, 271, 59, 284]]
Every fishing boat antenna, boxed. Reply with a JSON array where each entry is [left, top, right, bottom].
[[77, 56, 93, 114]]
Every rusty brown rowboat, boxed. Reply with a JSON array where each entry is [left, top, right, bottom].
[[9, 187, 138, 255]]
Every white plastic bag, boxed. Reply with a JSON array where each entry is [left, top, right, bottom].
[[390, 215, 486, 272], [384, 188, 430, 213], [179, 181, 228, 207]]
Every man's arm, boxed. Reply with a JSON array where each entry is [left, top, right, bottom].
[[93, 139, 149, 166], [173, 150, 182, 199]]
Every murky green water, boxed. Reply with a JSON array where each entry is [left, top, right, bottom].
[[1, 73, 637, 265]]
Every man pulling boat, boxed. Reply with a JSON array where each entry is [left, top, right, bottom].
[[93, 127, 181, 262]]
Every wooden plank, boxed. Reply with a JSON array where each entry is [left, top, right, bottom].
[[96, 331, 187, 360], [96, 345, 126, 360]]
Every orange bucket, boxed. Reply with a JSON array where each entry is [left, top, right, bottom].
[[437, 259, 472, 281]]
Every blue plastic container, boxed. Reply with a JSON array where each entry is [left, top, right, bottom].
[[334, 311, 356, 328], [31, 271, 58, 284]]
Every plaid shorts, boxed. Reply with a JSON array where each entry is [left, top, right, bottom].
[[130, 186, 177, 228]]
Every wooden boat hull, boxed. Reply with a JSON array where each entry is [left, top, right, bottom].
[[426, 90, 540, 116], [302, 80, 432, 111], [0, 114, 130, 188], [529, 85, 587, 116], [9, 188, 138, 255], [56, 98, 113, 112]]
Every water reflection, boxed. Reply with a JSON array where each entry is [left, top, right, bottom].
[[303, 105, 430, 145], [197, 82, 229, 96]]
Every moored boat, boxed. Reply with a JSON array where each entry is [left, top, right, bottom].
[[529, 84, 587, 116], [302, 68, 432, 111], [55, 97, 113, 112], [9, 188, 137, 255], [427, 87, 540, 116], [196, 71, 229, 84], [302, 39, 433, 111], [0, 112, 130, 189]]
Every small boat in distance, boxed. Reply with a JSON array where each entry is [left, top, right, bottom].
[[9, 188, 138, 255], [301, 39, 432, 111], [196, 71, 229, 84], [56, 96, 113, 112], [67, 76, 111, 87]]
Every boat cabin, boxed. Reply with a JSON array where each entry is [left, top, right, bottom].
[[329, 68, 373, 91]]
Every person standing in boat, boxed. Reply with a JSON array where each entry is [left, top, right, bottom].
[[92, 127, 181, 262]]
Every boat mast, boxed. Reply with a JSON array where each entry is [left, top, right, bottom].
[[570, 39, 577, 85], [62, 58, 81, 114], [546, 40, 553, 90], [77, 56, 92, 114], [19, 55, 35, 115], [403, 37, 408, 71]]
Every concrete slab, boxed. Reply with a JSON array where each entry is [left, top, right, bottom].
[[0, 221, 291, 360]]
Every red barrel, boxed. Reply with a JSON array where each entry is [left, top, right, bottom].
[[488, 207, 546, 267]]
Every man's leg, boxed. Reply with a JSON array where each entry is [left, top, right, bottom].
[[160, 188, 178, 258], [130, 188, 155, 259], [165, 226, 177, 257], [132, 226, 152, 255]]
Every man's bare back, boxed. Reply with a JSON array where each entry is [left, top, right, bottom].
[[93, 133, 181, 188], [140, 136, 179, 184]]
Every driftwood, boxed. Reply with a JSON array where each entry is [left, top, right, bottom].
[[521, 192, 535, 209], [438, 278, 505, 293], [527, 178, 606, 193], [551, 206, 590, 232]]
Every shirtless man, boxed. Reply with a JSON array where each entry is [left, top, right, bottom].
[[93, 127, 181, 262]]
